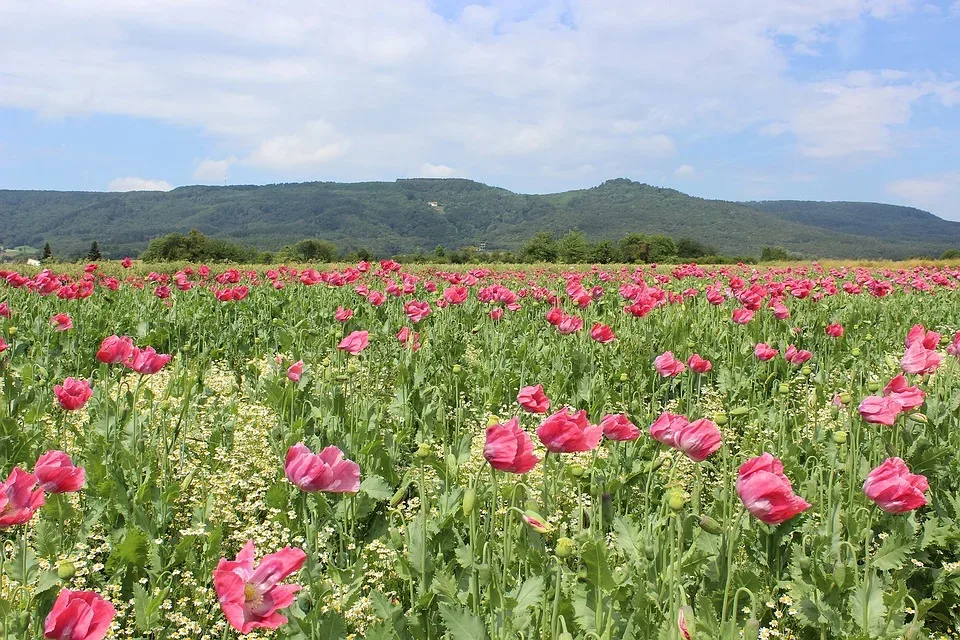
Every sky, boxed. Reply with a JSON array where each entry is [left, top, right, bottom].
[[1, 0, 959, 218]]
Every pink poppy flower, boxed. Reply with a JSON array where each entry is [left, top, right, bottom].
[[284, 443, 360, 493], [213, 540, 306, 634], [863, 457, 929, 514], [43, 589, 115, 640], [338, 331, 369, 355], [736, 453, 810, 525], [536, 408, 603, 453], [483, 418, 540, 473], [34, 450, 85, 494]]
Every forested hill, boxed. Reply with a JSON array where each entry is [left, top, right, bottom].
[[1, 178, 957, 259]]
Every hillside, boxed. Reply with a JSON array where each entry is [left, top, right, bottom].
[[1, 178, 958, 259]]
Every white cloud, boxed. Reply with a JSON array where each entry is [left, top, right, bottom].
[[780, 71, 959, 158], [420, 163, 458, 177], [192, 156, 236, 183], [886, 171, 960, 219], [245, 120, 351, 170], [107, 177, 174, 192], [673, 164, 697, 178], [0, 0, 951, 190]]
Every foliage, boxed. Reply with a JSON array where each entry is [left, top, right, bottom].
[[1, 259, 960, 639], [4, 178, 960, 260]]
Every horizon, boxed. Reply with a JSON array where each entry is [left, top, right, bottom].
[[1, 1, 959, 220]]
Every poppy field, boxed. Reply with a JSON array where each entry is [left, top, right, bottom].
[[2, 259, 960, 640]]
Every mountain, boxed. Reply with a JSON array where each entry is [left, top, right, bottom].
[[1, 178, 957, 259]]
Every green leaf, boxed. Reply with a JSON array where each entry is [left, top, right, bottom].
[[872, 534, 913, 572], [581, 540, 616, 591], [850, 578, 886, 636], [510, 575, 545, 612], [613, 516, 643, 562], [439, 604, 487, 640], [361, 475, 394, 501]]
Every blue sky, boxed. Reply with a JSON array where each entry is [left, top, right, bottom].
[[1, 0, 959, 217]]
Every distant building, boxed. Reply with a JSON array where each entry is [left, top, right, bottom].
[[427, 201, 440, 207], [27, 258, 41, 266]]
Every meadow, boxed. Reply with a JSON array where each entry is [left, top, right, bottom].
[[1, 259, 959, 639]]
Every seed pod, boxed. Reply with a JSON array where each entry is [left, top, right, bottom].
[[832, 430, 848, 445], [619, 373, 629, 382], [851, 347, 861, 357], [415, 443, 432, 459], [57, 560, 76, 580], [800, 366, 811, 376], [462, 487, 476, 516], [668, 492, 685, 512], [839, 392, 852, 404], [867, 381, 881, 392], [714, 413, 728, 426], [555, 536, 575, 558], [452, 364, 462, 374], [558, 633, 574, 640], [865, 333, 874, 342], [346, 362, 358, 374], [730, 407, 750, 416], [601, 492, 613, 525], [743, 617, 761, 639], [486, 415, 501, 427], [698, 515, 723, 535], [7, 326, 16, 336], [778, 383, 790, 394], [568, 464, 585, 478], [686, 341, 696, 349]]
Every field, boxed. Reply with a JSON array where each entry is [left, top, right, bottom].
[[1, 260, 960, 640]]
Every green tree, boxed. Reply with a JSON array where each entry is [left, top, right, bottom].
[[619, 233, 650, 263], [86, 241, 102, 261], [760, 246, 790, 262], [288, 238, 337, 262], [940, 249, 960, 260], [434, 245, 446, 258], [676, 237, 716, 259], [558, 231, 591, 263], [522, 231, 559, 262], [646, 235, 677, 262], [589, 240, 620, 264], [42, 242, 53, 260]]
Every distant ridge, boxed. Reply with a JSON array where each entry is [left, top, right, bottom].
[[1, 178, 957, 259]]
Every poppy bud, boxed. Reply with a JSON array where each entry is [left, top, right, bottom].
[[698, 515, 723, 535], [57, 560, 76, 579], [522, 510, 552, 534], [833, 560, 847, 588], [832, 431, 848, 444], [908, 413, 927, 424], [885, 442, 898, 458], [644, 543, 656, 560], [867, 381, 880, 392], [839, 392, 852, 404], [668, 492, 685, 512], [743, 617, 760, 639], [730, 407, 749, 417], [904, 622, 921, 639], [390, 482, 410, 508], [415, 443, 432, 459], [601, 492, 613, 525], [462, 487, 476, 516], [678, 605, 694, 639], [619, 373, 628, 382], [714, 413, 728, 426], [558, 633, 574, 640], [555, 536, 575, 558], [798, 556, 812, 571]]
